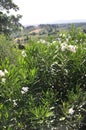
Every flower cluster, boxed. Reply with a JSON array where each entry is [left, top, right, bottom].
[[58, 33, 79, 44], [21, 87, 29, 94], [68, 45, 77, 52], [61, 43, 77, 52], [0, 69, 8, 83]]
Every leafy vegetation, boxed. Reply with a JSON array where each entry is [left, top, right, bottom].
[[12, 22, 86, 40], [0, 34, 19, 65], [0, 0, 22, 35], [0, 26, 86, 130]]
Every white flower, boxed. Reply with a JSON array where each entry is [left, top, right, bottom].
[[59, 117, 65, 121], [41, 39, 46, 44], [63, 34, 66, 37], [68, 45, 77, 53], [13, 100, 17, 106], [21, 87, 29, 94], [1, 78, 6, 83], [52, 85, 54, 88], [22, 50, 26, 57], [53, 41, 57, 43], [68, 108, 74, 115], [21, 90, 25, 94], [0, 70, 5, 77], [61, 43, 68, 51], [4, 69, 8, 74], [50, 106, 55, 110], [61, 45, 66, 51], [22, 87, 28, 91]]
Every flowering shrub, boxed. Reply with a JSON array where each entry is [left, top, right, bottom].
[[0, 28, 86, 130]]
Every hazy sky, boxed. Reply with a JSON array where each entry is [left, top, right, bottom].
[[13, 0, 86, 25]]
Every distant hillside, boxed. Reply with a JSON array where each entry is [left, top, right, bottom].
[[25, 22, 86, 32], [12, 22, 86, 38]]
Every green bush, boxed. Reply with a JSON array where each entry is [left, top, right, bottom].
[[0, 29, 86, 130]]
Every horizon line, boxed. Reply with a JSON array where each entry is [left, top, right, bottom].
[[23, 19, 86, 26]]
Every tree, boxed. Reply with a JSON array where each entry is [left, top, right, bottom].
[[0, 0, 22, 35]]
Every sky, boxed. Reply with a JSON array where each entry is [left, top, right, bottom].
[[13, 0, 86, 26]]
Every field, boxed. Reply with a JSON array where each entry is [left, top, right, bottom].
[[0, 25, 86, 130]]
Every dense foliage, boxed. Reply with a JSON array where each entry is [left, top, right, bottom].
[[0, 0, 22, 35], [0, 28, 86, 130]]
